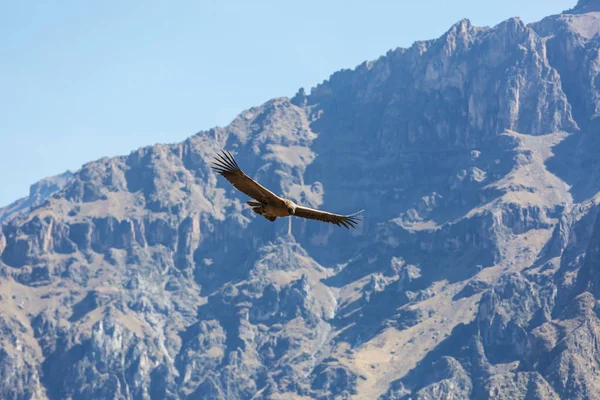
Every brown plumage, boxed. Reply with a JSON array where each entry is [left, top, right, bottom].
[[211, 150, 362, 229]]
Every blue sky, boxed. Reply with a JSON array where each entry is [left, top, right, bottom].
[[0, 0, 574, 207]]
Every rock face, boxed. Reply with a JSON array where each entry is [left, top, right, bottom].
[[2, 2, 600, 399]]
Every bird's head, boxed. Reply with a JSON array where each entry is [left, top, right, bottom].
[[285, 200, 296, 215]]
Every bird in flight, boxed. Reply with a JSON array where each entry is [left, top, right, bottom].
[[211, 150, 362, 229]]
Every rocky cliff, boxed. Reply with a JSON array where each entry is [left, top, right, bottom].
[[2, 1, 600, 399]]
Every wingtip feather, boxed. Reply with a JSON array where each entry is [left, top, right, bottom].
[[212, 150, 241, 174]]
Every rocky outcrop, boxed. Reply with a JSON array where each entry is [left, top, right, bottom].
[[0, 315, 46, 400], [477, 273, 549, 364]]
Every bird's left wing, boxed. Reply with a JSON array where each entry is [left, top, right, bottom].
[[294, 205, 363, 229], [211, 150, 284, 206]]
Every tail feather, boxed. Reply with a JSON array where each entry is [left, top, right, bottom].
[[252, 207, 263, 215], [251, 206, 276, 222]]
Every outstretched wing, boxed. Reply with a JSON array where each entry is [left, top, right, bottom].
[[211, 150, 283, 205], [294, 206, 363, 229]]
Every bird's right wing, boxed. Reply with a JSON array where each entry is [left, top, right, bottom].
[[294, 205, 363, 229], [211, 150, 283, 205]]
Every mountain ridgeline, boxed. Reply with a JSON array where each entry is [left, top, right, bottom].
[[2, 1, 600, 399]]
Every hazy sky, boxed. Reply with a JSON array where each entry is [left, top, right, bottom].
[[0, 0, 574, 207]]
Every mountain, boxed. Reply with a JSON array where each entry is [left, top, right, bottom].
[[2, 1, 600, 399], [0, 171, 74, 225]]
